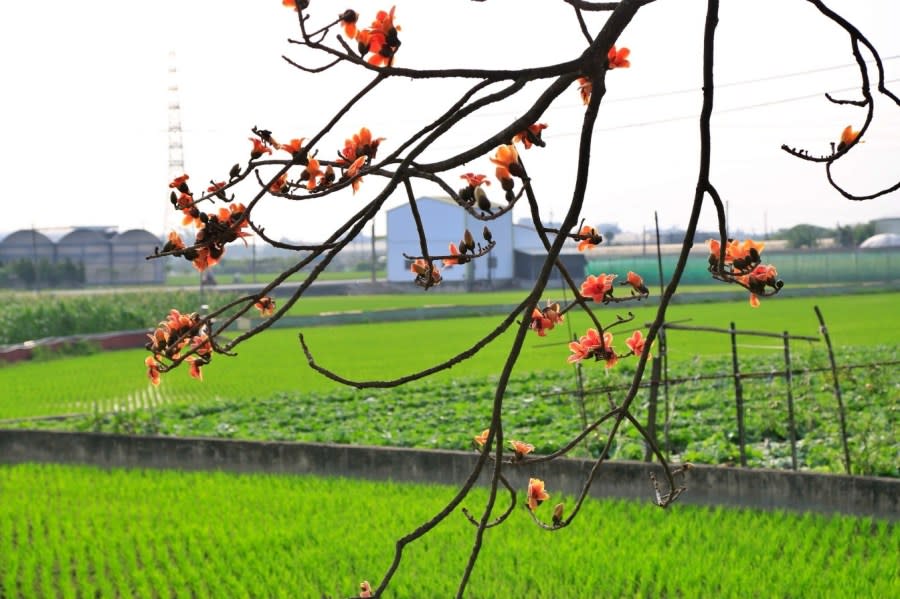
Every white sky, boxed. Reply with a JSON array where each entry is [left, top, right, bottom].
[[1, 0, 898, 242]]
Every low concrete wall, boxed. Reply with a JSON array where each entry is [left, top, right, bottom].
[[1, 429, 896, 520]]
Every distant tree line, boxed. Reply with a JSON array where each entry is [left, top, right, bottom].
[[773, 222, 876, 249], [0, 258, 85, 289]]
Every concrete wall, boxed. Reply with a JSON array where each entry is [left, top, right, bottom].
[[1, 430, 895, 520]]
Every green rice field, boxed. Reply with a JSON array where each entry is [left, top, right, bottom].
[[0, 464, 896, 598], [1, 293, 896, 421]]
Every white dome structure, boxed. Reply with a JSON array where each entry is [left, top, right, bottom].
[[859, 233, 900, 249]]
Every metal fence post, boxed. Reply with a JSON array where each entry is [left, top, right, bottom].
[[730, 321, 747, 467], [644, 356, 661, 462], [814, 306, 852, 474], [782, 331, 799, 471]]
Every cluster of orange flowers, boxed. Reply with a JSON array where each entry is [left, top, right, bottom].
[[581, 271, 649, 303], [707, 238, 782, 307], [530, 302, 564, 337], [165, 175, 251, 272], [410, 259, 442, 288], [283, 3, 401, 67], [145, 309, 210, 385], [575, 225, 603, 251], [355, 7, 401, 67], [577, 45, 630, 105], [472, 431, 558, 516], [250, 126, 384, 195], [568, 328, 650, 368], [336, 127, 385, 193], [454, 122, 547, 211]]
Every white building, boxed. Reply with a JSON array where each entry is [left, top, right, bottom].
[[386, 196, 514, 284], [386, 197, 587, 286]]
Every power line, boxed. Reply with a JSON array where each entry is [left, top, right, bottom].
[[547, 77, 900, 136], [601, 54, 900, 104]]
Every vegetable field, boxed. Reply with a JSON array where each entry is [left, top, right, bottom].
[[7, 344, 898, 476], [2, 294, 897, 476], [0, 464, 896, 599]]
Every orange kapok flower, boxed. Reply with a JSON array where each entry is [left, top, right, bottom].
[[442, 242, 463, 268], [577, 77, 593, 105], [581, 273, 617, 303], [344, 155, 367, 193], [187, 357, 203, 381], [277, 137, 305, 154], [145, 356, 161, 386], [625, 330, 651, 359], [735, 239, 765, 261], [254, 296, 276, 317], [163, 231, 186, 253], [576, 225, 602, 251], [302, 156, 325, 190], [510, 440, 534, 458], [356, 6, 401, 67], [490, 144, 521, 187], [513, 123, 548, 149], [568, 328, 614, 364], [168, 174, 190, 189], [567, 328, 600, 363], [530, 307, 553, 337], [474, 429, 490, 447], [191, 247, 217, 272], [749, 264, 778, 285], [460, 173, 490, 188], [529, 302, 563, 337], [282, 0, 308, 11], [626, 271, 649, 295], [410, 259, 442, 286], [340, 9, 359, 38], [207, 181, 226, 195], [527, 478, 550, 511], [608, 45, 631, 69], [339, 127, 384, 165], [269, 173, 289, 194], [249, 138, 272, 159], [837, 125, 860, 152], [604, 351, 619, 369], [749, 293, 761, 308]]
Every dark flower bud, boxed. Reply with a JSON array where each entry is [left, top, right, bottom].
[[256, 129, 273, 143], [464, 229, 475, 251], [483, 226, 492, 242], [552, 503, 565, 526], [229, 163, 241, 179], [170, 191, 178, 206]]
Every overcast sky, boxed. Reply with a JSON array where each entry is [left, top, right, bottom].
[[1, 0, 897, 242]]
